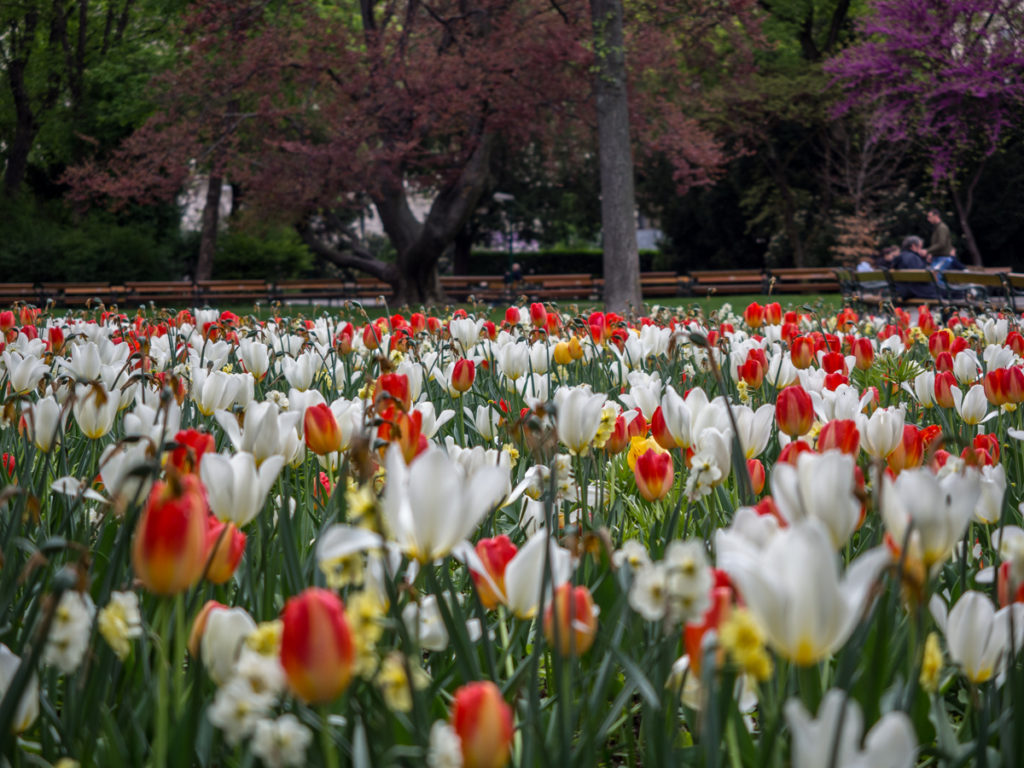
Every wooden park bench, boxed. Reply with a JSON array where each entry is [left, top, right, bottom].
[[440, 275, 506, 303], [123, 281, 197, 307], [766, 267, 840, 294], [688, 269, 767, 296], [941, 269, 1011, 310], [40, 282, 124, 307], [887, 269, 947, 308], [274, 279, 347, 304], [195, 279, 271, 306], [521, 273, 598, 302], [0, 283, 40, 306], [640, 271, 687, 297]]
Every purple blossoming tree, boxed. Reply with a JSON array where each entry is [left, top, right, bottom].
[[827, 0, 1024, 265]]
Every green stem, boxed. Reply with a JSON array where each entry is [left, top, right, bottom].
[[321, 706, 339, 768], [152, 599, 171, 768]]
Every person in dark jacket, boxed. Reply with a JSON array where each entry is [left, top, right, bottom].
[[885, 236, 937, 299]]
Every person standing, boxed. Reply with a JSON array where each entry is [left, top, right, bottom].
[[926, 209, 952, 259]]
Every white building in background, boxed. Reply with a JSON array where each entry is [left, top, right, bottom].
[[178, 176, 233, 233]]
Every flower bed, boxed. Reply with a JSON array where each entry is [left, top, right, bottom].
[[0, 299, 1022, 766]]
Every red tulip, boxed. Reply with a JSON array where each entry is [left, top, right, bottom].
[[818, 420, 860, 455], [451, 681, 514, 768], [280, 588, 355, 703], [304, 403, 342, 455], [634, 448, 674, 502], [471, 535, 518, 610], [132, 474, 210, 595], [204, 517, 246, 584], [451, 358, 476, 393], [544, 583, 598, 656], [775, 385, 814, 437]]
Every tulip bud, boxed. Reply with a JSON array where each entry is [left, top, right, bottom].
[[886, 425, 924, 473], [471, 535, 518, 609], [743, 302, 765, 329], [738, 358, 764, 388], [132, 474, 209, 595], [775, 385, 814, 437], [0, 311, 14, 333], [304, 403, 343, 455], [529, 302, 547, 328], [790, 336, 815, 369], [764, 302, 782, 326], [374, 373, 411, 412], [451, 681, 514, 768], [553, 341, 573, 366], [280, 588, 355, 703], [204, 517, 246, 584], [543, 583, 598, 656], [746, 458, 765, 495], [605, 414, 631, 455], [933, 371, 958, 409], [818, 419, 860, 455], [851, 338, 874, 370], [649, 407, 675, 451], [634, 448, 674, 502], [168, 429, 216, 475], [451, 358, 476, 393], [504, 307, 520, 325]]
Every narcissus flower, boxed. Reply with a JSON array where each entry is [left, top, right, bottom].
[[451, 680, 514, 768], [132, 474, 209, 595], [280, 588, 355, 703]]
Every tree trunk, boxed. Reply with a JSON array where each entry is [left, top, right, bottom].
[[949, 174, 983, 267], [3, 56, 37, 196], [195, 175, 223, 281], [591, 0, 642, 313], [453, 225, 473, 275]]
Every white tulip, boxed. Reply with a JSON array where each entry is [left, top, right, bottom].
[[238, 338, 270, 380], [0, 643, 39, 733], [953, 349, 981, 386], [502, 532, 573, 619], [201, 451, 285, 526], [880, 466, 980, 572], [72, 383, 119, 439], [857, 406, 904, 458], [2, 351, 48, 394], [214, 400, 302, 466], [975, 463, 1006, 523], [554, 385, 607, 455], [720, 520, 889, 665], [785, 689, 916, 768], [952, 384, 993, 425], [772, 450, 861, 549], [734, 403, 774, 459], [22, 396, 65, 452], [202, 607, 257, 685], [944, 591, 1024, 684], [381, 446, 508, 564]]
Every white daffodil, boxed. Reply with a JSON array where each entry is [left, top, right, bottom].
[[720, 519, 889, 666], [200, 451, 285, 526], [44, 590, 96, 674], [772, 450, 861, 549], [785, 689, 916, 768], [554, 385, 607, 455], [881, 467, 981, 572], [251, 713, 313, 768]]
